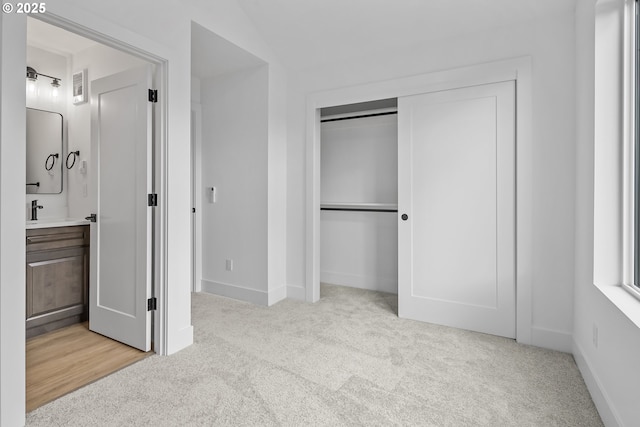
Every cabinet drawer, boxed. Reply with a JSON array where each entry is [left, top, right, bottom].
[[26, 225, 89, 252]]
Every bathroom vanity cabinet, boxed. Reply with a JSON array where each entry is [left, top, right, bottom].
[[26, 225, 89, 338]]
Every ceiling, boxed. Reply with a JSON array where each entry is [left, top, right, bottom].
[[26, 1, 576, 77], [27, 17, 97, 55], [235, 0, 576, 71]]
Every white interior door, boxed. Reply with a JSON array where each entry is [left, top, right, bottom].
[[398, 81, 516, 338], [89, 66, 153, 351]]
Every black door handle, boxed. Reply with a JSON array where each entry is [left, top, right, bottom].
[[401, 214, 408, 221], [85, 213, 97, 223]]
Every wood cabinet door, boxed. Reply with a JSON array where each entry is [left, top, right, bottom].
[[26, 248, 86, 319]]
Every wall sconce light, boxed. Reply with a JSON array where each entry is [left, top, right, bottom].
[[51, 78, 60, 99], [26, 66, 38, 95], [26, 66, 62, 99]]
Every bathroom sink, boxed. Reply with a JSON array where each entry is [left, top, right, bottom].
[[26, 218, 91, 229]]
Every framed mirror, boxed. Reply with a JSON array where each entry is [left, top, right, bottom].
[[26, 108, 63, 194]]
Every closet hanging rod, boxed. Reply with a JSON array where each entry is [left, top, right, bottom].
[[321, 203, 398, 212], [321, 207, 398, 213], [320, 107, 397, 123]]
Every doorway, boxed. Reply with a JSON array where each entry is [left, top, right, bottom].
[[25, 16, 160, 411], [190, 22, 269, 303]]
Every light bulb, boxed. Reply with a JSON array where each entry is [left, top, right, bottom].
[[27, 79, 36, 95]]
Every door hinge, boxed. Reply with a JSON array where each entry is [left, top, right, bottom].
[[147, 297, 157, 311], [148, 89, 158, 103], [148, 193, 158, 206]]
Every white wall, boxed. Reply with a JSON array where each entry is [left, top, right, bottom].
[[320, 114, 398, 293], [286, 11, 577, 351], [573, 1, 640, 426], [321, 115, 397, 204], [0, 0, 288, 424], [0, 13, 27, 427], [200, 65, 270, 303], [25, 45, 68, 219], [321, 211, 398, 293], [67, 43, 147, 219], [191, 75, 201, 103], [266, 63, 288, 304]]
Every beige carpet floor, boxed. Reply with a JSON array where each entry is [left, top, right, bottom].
[[26, 284, 602, 426]]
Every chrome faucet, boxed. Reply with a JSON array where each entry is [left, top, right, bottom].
[[31, 200, 43, 220]]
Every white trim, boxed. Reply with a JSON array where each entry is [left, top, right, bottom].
[[202, 281, 286, 307], [621, 282, 640, 301], [530, 326, 572, 353], [191, 102, 203, 293], [306, 105, 321, 303], [321, 271, 398, 294], [573, 339, 623, 427], [155, 50, 170, 357], [167, 325, 195, 355], [268, 285, 287, 306], [593, 0, 632, 287], [596, 283, 640, 328], [622, 0, 636, 286], [201, 279, 269, 306], [305, 57, 534, 345]]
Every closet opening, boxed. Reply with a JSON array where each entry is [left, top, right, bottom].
[[319, 98, 399, 310]]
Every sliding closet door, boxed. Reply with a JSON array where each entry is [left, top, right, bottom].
[[398, 81, 515, 338]]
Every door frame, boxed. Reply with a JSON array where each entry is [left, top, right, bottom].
[[30, 13, 169, 352], [305, 57, 534, 345], [191, 102, 203, 292]]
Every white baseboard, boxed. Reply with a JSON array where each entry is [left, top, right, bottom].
[[320, 270, 398, 294], [530, 326, 572, 352], [165, 325, 194, 355], [286, 285, 306, 301], [201, 280, 268, 306], [268, 285, 287, 306], [573, 339, 621, 427]]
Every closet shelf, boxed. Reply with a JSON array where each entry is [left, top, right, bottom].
[[320, 202, 398, 212]]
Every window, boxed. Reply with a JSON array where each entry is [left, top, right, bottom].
[[633, 3, 640, 292], [625, 0, 640, 298], [613, 0, 640, 301], [593, 0, 640, 326]]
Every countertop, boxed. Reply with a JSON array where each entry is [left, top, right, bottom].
[[26, 218, 91, 229]]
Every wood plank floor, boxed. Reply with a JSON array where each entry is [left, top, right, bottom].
[[26, 322, 150, 412]]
